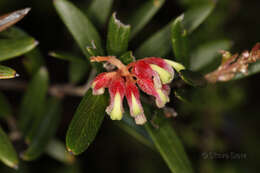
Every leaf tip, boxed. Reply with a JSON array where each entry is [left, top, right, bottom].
[[153, 0, 164, 7], [34, 40, 39, 46], [112, 12, 130, 28], [12, 164, 19, 170], [66, 146, 77, 156], [15, 73, 20, 77], [48, 51, 54, 56], [21, 8, 31, 15]]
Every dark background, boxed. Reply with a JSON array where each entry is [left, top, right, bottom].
[[0, 0, 260, 172]]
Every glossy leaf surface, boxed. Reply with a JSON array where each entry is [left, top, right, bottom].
[[66, 90, 107, 155]]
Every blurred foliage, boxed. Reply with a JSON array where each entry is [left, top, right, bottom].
[[0, 0, 260, 173]]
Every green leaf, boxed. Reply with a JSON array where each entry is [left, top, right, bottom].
[[135, 22, 172, 58], [49, 51, 89, 84], [85, 41, 102, 60], [0, 27, 28, 38], [0, 8, 30, 32], [117, 113, 154, 150], [118, 51, 135, 65], [0, 93, 12, 118], [182, 1, 216, 34], [171, 15, 189, 67], [18, 67, 49, 135], [69, 61, 89, 84], [46, 139, 75, 164], [171, 2, 215, 67], [23, 48, 45, 75], [145, 110, 193, 173], [0, 65, 17, 79], [0, 27, 38, 63], [127, 0, 165, 38], [0, 37, 38, 62], [49, 51, 86, 63], [54, 0, 104, 60], [66, 90, 108, 155], [107, 13, 131, 56], [87, 0, 114, 28], [21, 97, 62, 161], [179, 69, 207, 87], [0, 27, 43, 74], [190, 40, 232, 71], [0, 126, 18, 169]]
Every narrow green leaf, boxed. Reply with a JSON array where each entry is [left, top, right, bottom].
[[18, 67, 49, 135], [49, 51, 89, 84], [0, 37, 38, 62], [85, 41, 102, 64], [135, 22, 172, 58], [171, 15, 189, 66], [0, 8, 30, 32], [23, 48, 45, 75], [66, 90, 108, 155], [0, 93, 11, 118], [127, 0, 165, 38], [0, 65, 17, 79], [21, 97, 62, 161], [0, 126, 18, 169], [145, 110, 193, 173], [49, 51, 86, 63], [87, 0, 114, 28], [171, 2, 215, 67], [118, 51, 135, 65], [0, 27, 28, 38], [190, 40, 232, 71], [117, 113, 154, 150], [46, 139, 75, 164], [0, 27, 40, 72], [179, 69, 207, 87], [116, 122, 154, 150], [107, 13, 131, 56], [54, 0, 104, 60], [69, 61, 88, 84], [182, 1, 216, 34]]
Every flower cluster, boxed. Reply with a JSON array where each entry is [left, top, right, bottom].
[[91, 56, 185, 125]]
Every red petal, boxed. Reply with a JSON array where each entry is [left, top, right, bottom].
[[125, 79, 144, 117], [92, 72, 116, 95], [131, 60, 154, 79], [143, 57, 174, 73], [108, 76, 125, 98], [132, 60, 162, 88], [106, 76, 125, 116]]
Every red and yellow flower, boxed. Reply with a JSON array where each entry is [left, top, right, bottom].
[[90, 56, 185, 125]]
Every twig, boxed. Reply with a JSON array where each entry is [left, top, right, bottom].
[[205, 43, 260, 83], [0, 69, 97, 97], [0, 80, 85, 97]]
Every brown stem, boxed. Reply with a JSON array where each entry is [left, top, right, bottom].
[[90, 56, 130, 76], [0, 80, 87, 97], [0, 69, 98, 97]]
